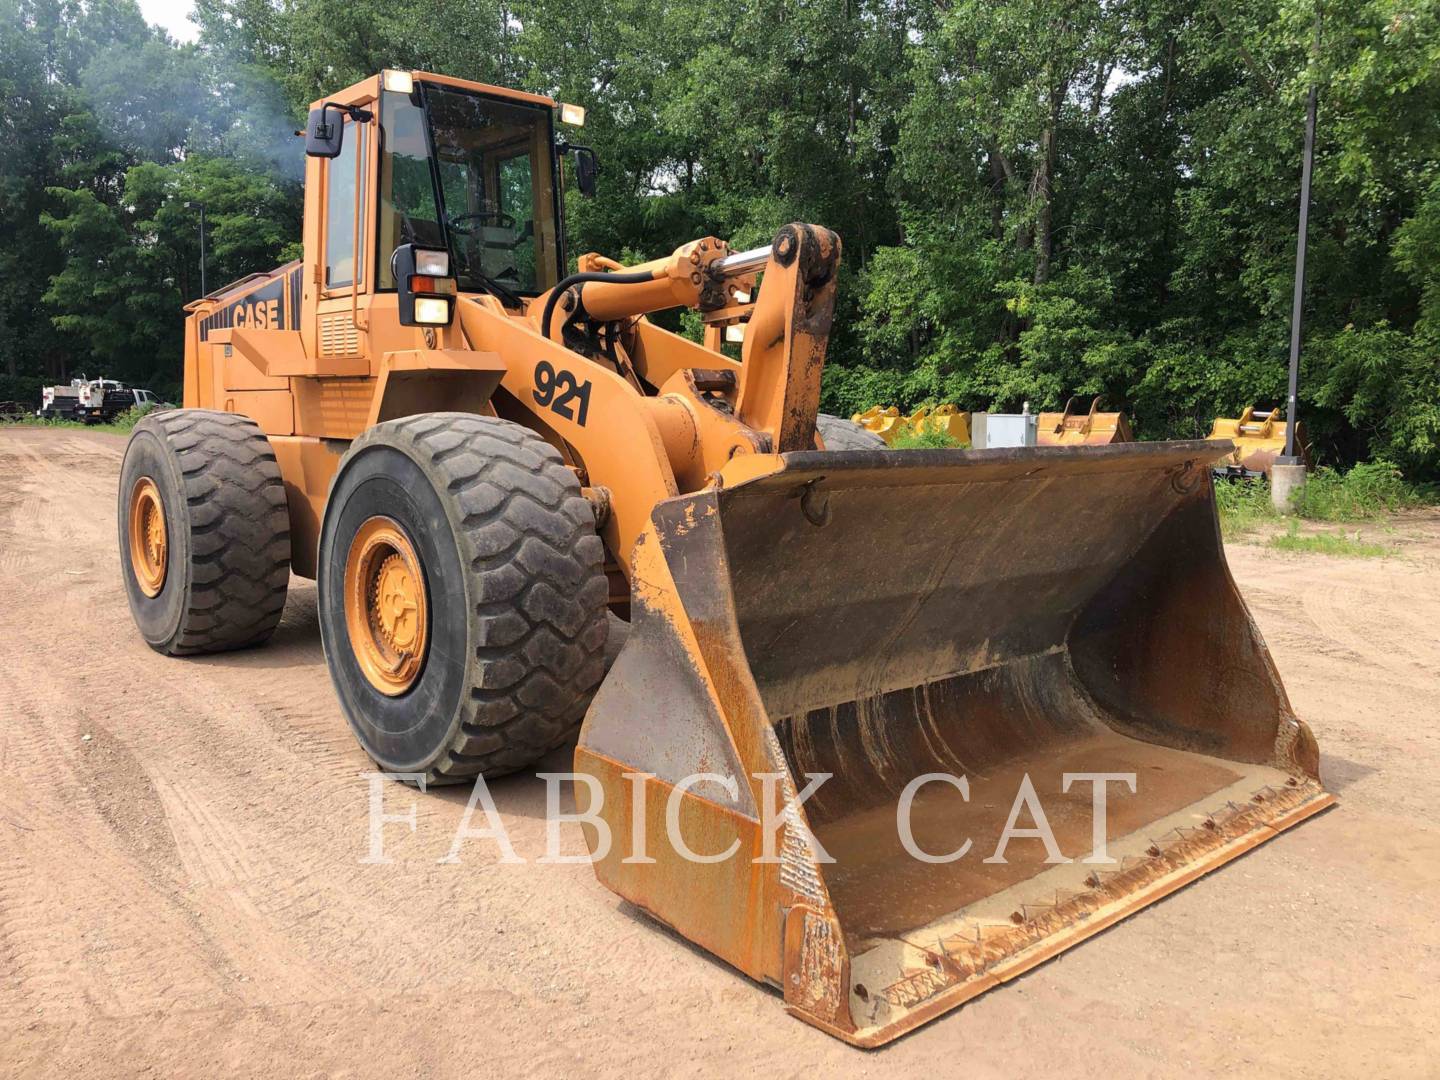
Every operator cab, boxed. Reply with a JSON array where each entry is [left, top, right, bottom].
[[377, 83, 561, 297], [304, 71, 596, 309]]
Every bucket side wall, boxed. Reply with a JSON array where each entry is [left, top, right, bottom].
[[1068, 482, 1319, 776]]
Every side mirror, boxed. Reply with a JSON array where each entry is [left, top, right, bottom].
[[574, 147, 599, 197], [559, 142, 600, 197], [305, 106, 344, 158], [392, 244, 456, 327]]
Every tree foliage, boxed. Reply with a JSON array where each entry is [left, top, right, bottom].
[[2, 0, 1438, 475]]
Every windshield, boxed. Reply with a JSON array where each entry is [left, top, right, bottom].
[[377, 84, 561, 296]]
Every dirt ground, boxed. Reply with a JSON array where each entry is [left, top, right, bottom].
[[1, 425, 1437, 1078]]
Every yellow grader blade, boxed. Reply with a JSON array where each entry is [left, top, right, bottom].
[[576, 439, 1331, 1047], [1206, 406, 1310, 478], [1037, 395, 1133, 446]]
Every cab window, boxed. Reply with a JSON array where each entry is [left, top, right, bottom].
[[376, 85, 559, 295], [377, 91, 443, 288], [497, 153, 537, 287]]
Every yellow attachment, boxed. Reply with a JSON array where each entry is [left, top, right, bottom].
[[907, 403, 971, 445], [127, 476, 168, 597], [344, 516, 429, 695], [1206, 406, 1309, 478], [1037, 396, 1133, 447], [852, 405, 905, 444], [853, 404, 971, 446]]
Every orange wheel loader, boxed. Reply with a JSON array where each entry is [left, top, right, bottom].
[[117, 70, 1332, 1047]]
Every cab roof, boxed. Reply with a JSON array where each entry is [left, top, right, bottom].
[[312, 71, 556, 112]]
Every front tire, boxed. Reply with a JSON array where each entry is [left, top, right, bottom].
[[118, 409, 291, 654], [318, 413, 608, 785]]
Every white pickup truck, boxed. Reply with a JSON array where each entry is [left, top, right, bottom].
[[76, 380, 161, 422], [40, 378, 160, 422]]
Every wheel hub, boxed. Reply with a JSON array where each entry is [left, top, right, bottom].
[[344, 517, 429, 695], [371, 553, 421, 651], [127, 477, 168, 597]]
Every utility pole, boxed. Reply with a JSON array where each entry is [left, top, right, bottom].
[[1273, 12, 1320, 510], [185, 201, 208, 296]]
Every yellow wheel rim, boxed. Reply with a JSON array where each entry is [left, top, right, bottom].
[[344, 516, 429, 696], [128, 477, 168, 597]]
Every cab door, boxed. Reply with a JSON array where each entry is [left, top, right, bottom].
[[295, 110, 377, 439], [315, 114, 372, 364]]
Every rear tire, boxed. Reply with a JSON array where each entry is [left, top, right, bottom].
[[317, 413, 608, 785], [817, 412, 887, 450], [118, 409, 291, 655]]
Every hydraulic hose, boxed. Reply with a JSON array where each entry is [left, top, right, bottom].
[[540, 269, 658, 343]]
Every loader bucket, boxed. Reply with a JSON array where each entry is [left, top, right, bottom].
[[852, 405, 904, 444], [576, 440, 1331, 1047], [1206, 406, 1311, 478], [908, 403, 971, 446], [1037, 396, 1133, 446]]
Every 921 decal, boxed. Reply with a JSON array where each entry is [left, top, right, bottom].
[[533, 360, 593, 426]]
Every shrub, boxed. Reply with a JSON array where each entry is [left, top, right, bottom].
[[1212, 477, 1276, 536], [1290, 461, 1425, 521], [889, 427, 967, 449], [108, 402, 162, 431]]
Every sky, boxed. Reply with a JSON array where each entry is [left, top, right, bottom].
[[137, 0, 198, 42]]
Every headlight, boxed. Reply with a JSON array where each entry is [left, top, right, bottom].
[[413, 297, 451, 325], [415, 249, 450, 277], [560, 103, 586, 127]]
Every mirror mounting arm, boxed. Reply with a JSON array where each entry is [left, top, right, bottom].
[[305, 102, 374, 158], [556, 140, 600, 197], [315, 101, 373, 138]]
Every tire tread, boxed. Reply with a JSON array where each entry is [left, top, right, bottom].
[[135, 409, 290, 655], [339, 413, 606, 784]]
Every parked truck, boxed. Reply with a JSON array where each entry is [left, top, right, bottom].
[[38, 378, 84, 420], [76, 380, 160, 423], [39, 377, 159, 422]]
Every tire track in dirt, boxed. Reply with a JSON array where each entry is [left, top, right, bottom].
[[1228, 535, 1440, 820], [1302, 578, 1437, 690], [1, 605, 367, 1016], [0, 432, 363, 1015], [19, 440, 496, 1005], [15, 424, 755, 1038], [0, 704, 239, 1022]]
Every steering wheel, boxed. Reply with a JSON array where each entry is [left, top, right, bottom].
[[448, 211, 516, 234]]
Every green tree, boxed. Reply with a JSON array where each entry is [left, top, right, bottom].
[[4, 0, 1440, 480]]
